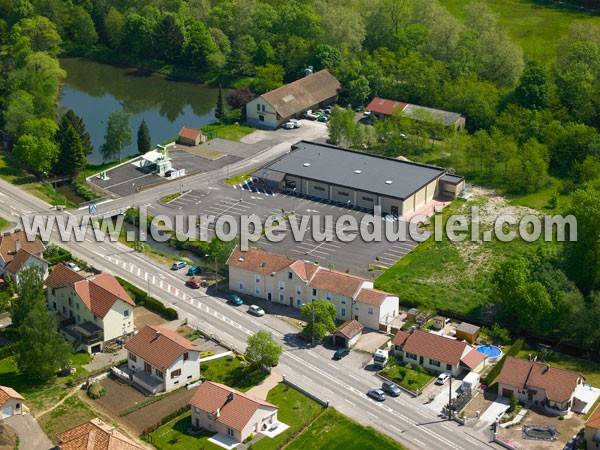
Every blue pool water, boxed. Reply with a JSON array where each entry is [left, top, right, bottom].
[[477, 345, 502, 358]]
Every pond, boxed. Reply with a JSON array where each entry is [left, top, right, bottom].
[[59, 58, 223, 165]]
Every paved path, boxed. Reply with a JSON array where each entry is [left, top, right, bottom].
[[3, 414, 53, 450], [246, 371, 283, 400]]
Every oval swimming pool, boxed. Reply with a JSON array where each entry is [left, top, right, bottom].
[[477, 345, 503, 363]]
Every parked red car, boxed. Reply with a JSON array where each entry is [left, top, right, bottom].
[[185, 279, 201, 289]]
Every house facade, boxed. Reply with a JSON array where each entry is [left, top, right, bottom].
[[4, 248, 48, 287], [178, 126, 206, 146], [497, 356, 585, 415], [246, 69, 342, 129], [0, 230, 45, 278], [124, 325, 200, 394], [45, 265, 136, 354], [586, 403, 600, 449], [392, 329, 488, 377], [190, 381, 278, 443], [0, 386, 24, 419], [226, 246, 399, 329]]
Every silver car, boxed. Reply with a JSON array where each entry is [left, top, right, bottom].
[[248, 305, 265, 316]]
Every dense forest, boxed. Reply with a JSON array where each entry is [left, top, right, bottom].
[[0, 0, 599, 351]]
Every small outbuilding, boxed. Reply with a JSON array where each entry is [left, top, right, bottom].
[[455, 322, 480, 344], [406, 308, 419, 322], [432, 316, 448, 330], [0, 386, 24, 419], [333, 320, 364, 348], [178, 126, 207, 146]]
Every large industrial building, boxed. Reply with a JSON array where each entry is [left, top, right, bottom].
[[253, 141, 464, 216]]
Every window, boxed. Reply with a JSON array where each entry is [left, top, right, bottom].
[[129, 352, 137, 362], [337, 191, 349, 197], [259, 115, 265, 122], [368, 307, 373, 315], [326, 294, 332, 300], [362, 196, 374, 202], [314, 186, 325, 192], [62, 306, 66, 314], [296, 286, 302, 294], [68, 297, 72, 306], [296, 299, 301, 306], [312, 288, 317, 296], [257, 104, 261, 111], [256, 276, 261, 283], [77, 315, 80, 323], [171, 369, 181, 379], [341, 299, 346, 304], [144, 362, 152, 373], [52, 301, 56, 310], [124, 309, 130, 317], [279, 294, 284, 301], [288, 272, 292, 279], [227, 428, 234, 437], [446, 364, 452, 370], [262, 104, 265, 112], [406, 352, 417, 360], [341, 308, 346, 316], [156, 369, 164, 379], [430, 359, 441, 367], [207, 412, 214, 419], [255, 286, 261, 295], [93, 315, 97, 322], [52, 288, 55, 296], [279, 281, 285, 290], [194, 407, 201, 414], [183, 352, 189, 361], [239, 282, 244, 290], [76, 303, 79, 310]]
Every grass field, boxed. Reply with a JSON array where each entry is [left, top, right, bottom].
[[382, 361, 433, 392], [439, 0, 600, 62], [0, 216, 10, 230], [200, 356, 268, 392], [252, 383, 324, 450], [201, 123, 255, 142], [286, 408, 408, 450], [38, 394, 100, 444], [146, 411, 222, 450]]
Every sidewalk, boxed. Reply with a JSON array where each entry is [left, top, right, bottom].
[[246, 371, 283, 400]]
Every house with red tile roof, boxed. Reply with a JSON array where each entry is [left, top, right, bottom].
[[497, 356, 585, 415], [190, 381, 279, 443], [392, 329, 488, 377], [0, 386, 25, 419], [45, 264, 136, 354], [585, 402, 600, 448], [0, 230, 46, 284], [125, 325, 200, 394], [226, 246, 399, 329], [178, 126, 206, 146], [56, 418, 143, 450]]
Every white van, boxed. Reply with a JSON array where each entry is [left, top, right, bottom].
[[460, 372, 480, 392]]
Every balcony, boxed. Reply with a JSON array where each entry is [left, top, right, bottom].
[[61, 321, 103, 347]]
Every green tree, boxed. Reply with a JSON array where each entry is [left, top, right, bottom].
[[507, 138, 549, 193], [153, 14, 185, 61], [54, 125, 86, 176], [215, 84, 225, 120], [122, 14, 154, 57], [104, 8, 125, 49], [316, 0, 365, 53], [68, 5, 98, 47], [310, 44, 342, 71], [3, 90, 35, 140], [229, 35, 257, 75], [515, 61, 550, 110], [327, 107, 357, 147], [184, 20, 221, 69], [13, 134, 59, 175], [301, 299, 337, 341], [347, 75, 370, 107], [245, 330, 282, 368], [17, 16, 61, 54], [100, 109, 132, 162], [57, 110, 92, 157], [11, 266, 46, 329], [136, 119, 151, 155], [250, 64, 285, 94], [17, 303, 71, 379]]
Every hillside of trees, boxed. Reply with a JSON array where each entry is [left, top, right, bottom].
[[0, 0, 599, 350]]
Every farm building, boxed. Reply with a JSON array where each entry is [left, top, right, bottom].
[[178, 126, 206, 146], [253, 141, 464, 216], [245, 69, 343, 129], [366, 97, 466, 131]]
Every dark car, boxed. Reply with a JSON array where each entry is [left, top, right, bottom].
[[382, 381, 401, 397], [333, 348, 350, 360], [187, 266, 202, 276], [185, 279, 201, 289], [229, 294, 243, 306], [165, 169, 174, 177], [367, 389, 386, 402]]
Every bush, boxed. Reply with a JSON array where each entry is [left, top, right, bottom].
[[235, 353, 246, 362], [116, 277, 178, 321], [200, 351, 214, 358], [44, 244, 72, 265], [87, 382, 106, 399], [0, 342, 18, 360]]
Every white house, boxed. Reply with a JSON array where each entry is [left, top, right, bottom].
[[226, 246, 400, 330], [190, 381, 279, 443], [245, 69, 342, 129], [45, 264, 136, 354], [124, 325, 200, 394], [0, 230, 45, 280], [392, 329, 488, 377], [4, 248, 48, 287], [0, 386, 24, 419]]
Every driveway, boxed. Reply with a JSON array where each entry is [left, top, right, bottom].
[[479, 396, 510, 423], [3, 414, 53, 450]]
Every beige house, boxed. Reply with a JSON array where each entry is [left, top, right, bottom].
[[0, 386, 24, 419], [0, 230, 45, 279], [45, 264, 136, 354], [226, 246, 399, 329], [57, 418, 144, 450], [333, 320, 364, 348], [497, 356, 585, 415], [246, 69, 342, 129], [586, 403, 600, 449], [125, 325, 200, 394], [178, 126, 206, 146], [3, 248, 48, 287], [392, 329, 488, 377], [190, 381, 278, 443]]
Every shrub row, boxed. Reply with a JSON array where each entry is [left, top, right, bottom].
[[116, 277, 178, 321], [482, 338, 525, 387], [73, 174, 101, 201], [142, 404, 190, 436], [0, 342, 18, 360], [44, 245, 72, 265]]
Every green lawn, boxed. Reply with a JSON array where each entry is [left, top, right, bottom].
[[515, 349, 600, 387], [147, 411, 222, 450], [38, 394, 100, 444], [381, 361, 433, 392], [252, 383, 324, 450], [161, 192, 183, 203], [0, 216, 10, 230], [200, 356, 268, 392], [286, 408, 407, 450], [439, 0, 600, 63], [201, 123, 255, 142], [223, 171, 252, 186]]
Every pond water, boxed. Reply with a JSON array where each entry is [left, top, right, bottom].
[[59, 58, 222, 165]]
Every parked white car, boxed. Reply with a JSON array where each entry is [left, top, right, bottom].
[[66, 262, 81, 272], [282, 119, 301, 129], [248, 305, 265, 317], [436, 372, 451, 385]]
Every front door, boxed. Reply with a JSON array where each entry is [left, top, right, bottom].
[[268, 292, 272, 301], [290, 296, 293, 307]]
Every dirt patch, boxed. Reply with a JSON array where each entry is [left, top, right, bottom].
[[0, 423, 17, 450], [171, 143, 225, 161], [97, 376, 147, 416], [353, 330, 390, 353], [496, 406, 585, 450], [463, 390, 497, 419], [134, 307, 167, 329]]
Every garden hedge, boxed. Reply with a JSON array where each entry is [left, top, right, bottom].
[[482, 338, 525, 387], [116, 277, 178, 321]]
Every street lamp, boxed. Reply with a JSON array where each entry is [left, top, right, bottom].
[[302, 300, 316, 346], [132, 182, 137, 251]]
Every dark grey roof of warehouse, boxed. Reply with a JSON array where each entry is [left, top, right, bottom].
[[263, 141, 446, 199]]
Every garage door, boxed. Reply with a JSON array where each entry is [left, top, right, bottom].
[[502, 389, 513, 398], [2, 404, 13, 419]]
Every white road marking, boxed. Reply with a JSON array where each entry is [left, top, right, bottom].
[[345, 399, 355, 406], [367, 411, 378, 419]]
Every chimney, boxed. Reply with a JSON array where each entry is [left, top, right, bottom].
[[544, 364, 550, 373], [304, 66, 313, 77], [15, 240, 20, 252], [216, 408, 220, 418], [108, 427, 115, 434]]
